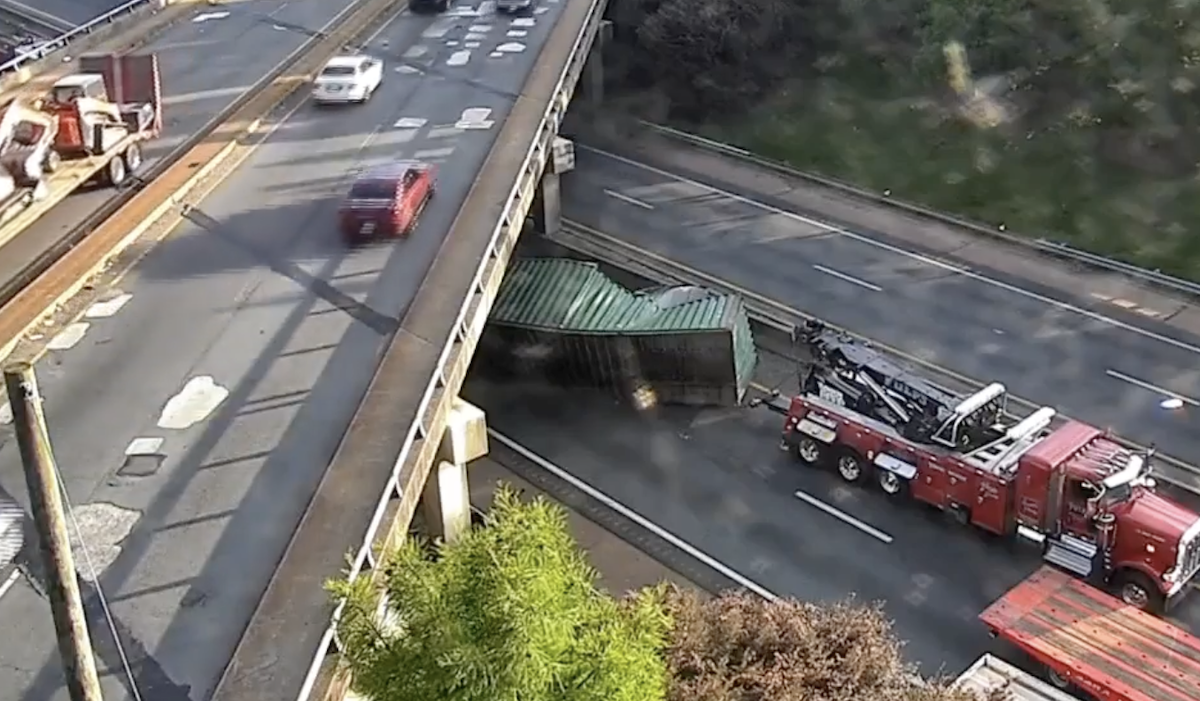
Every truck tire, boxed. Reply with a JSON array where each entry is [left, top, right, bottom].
[[876, 469, 907, 498], [105, 154, 127, 187], [835, 449, 867, 484], [794, 438, 823, 465], [1043, 665, 1073, 692], [123, 144, 143, 174], [1112, 570, 1164, 613]]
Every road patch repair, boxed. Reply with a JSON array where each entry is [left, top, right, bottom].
[[0, 0, 404, 364]]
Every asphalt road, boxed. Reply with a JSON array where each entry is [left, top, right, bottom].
[[464, 367, 1200, 677], [0, 0, 357, 284], [562, 145, 1200, 468], [0, 1, 572, 699], [30, 0, 124, 28]]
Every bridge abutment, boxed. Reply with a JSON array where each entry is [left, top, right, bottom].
[[420, 398, 489, 543]]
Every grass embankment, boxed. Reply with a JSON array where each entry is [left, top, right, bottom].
[[688, 78, 1200, 281]]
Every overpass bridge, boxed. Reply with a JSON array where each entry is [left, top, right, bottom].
[[0, 0, 610, 699]]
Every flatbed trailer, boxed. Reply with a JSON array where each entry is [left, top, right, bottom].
[[980, 567, 1200, 701], [0, 53, 161, 250], [953, 654, 1078, 701]]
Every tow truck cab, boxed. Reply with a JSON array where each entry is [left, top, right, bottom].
[[779, 393, 1200, 612], [1013, 421, 1200, 611]]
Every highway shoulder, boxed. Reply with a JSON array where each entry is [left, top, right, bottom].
[[469, 458, 701, 596]]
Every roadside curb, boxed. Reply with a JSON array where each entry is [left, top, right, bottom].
[[0, 0, 403, 362]]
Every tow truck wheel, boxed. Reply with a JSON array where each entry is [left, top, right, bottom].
[[42, 150, 60, 174], [1113, 571, 1164, 613], [877, 469, 905, 497], [795, 438, 822, 465], [836, 451, 866, 483]]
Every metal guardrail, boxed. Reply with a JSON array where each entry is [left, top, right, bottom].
[[0, 0, 151, 74], [552, 220, 1200, 497], [290, 1, 608, 698], [639, 122, 1200, 302]]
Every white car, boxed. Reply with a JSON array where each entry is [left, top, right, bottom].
[[312, 55, 384, 104]]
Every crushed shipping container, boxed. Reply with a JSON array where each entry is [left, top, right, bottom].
[[482, 257, 757, 406]]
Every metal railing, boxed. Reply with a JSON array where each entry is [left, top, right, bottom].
[[291, 0, 608, 698], [0, 0, 152, 75], [640, 122, 1200, 302]]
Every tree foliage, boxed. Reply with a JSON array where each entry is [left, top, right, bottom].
[[327, 486, 671, 701], [662, 588, 1001, 701], [611, 0, 1200, 274]]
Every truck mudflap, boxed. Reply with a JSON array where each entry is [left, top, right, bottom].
[[980, 567, 1200, 701]]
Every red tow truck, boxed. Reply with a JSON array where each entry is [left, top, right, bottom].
[[980, 566, 1200, 701], [761, 321, 1200, 613]]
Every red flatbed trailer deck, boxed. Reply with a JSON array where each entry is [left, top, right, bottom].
[[980, 567, 1200, 701]]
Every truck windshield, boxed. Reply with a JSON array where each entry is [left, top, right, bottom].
[[1098, 482, 1134, 507]]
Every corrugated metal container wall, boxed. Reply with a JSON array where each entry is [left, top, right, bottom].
[[482, 259, 758, 407]]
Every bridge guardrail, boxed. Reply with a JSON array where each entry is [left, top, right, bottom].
[[639, 121, 1200, 302], [0, 0, 151, 75], [283, 1, 609, 699]]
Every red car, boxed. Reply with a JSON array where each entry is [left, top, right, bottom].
[[339, 161, 435, 241]]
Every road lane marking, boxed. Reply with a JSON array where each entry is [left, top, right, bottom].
[[0, 570, 19, 600], [604, 189, 654, 210], [812, 264, 881, 292], [580, 145, 1200, 359], [1105, 369, 1200, 407], [46, 322, 89, 351], [158, 376, 229, 430], [490, 429, 780, 600], [84, 293, 132, 319], [793, 490, 894, 543]]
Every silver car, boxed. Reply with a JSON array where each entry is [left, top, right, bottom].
[[496, 0, 534, 13]]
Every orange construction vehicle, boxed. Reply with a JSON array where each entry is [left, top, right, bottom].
[[0, 52, 161, 244], [980, 566, 1200, 701], [758, 321, 1200, 613]]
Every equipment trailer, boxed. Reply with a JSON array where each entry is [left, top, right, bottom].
[[758, 321, 1200, 613], [0, 53, 161, 248], [980, 567, 1200, 701]]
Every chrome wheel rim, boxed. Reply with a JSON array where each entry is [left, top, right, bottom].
[[1121, 582, 1150, 609], [798, 440, 820, 463], [879, 471, 900, 494], [837, 455, 860, 481]]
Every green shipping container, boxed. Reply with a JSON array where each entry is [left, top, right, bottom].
[[481, 258, 758, 407]]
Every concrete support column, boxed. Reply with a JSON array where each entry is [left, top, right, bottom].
[[531, 169, 562, 236], [420, 398, 489, 543], [584, 20, 613, 107]]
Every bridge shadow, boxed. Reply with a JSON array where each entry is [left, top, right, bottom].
[[10, 169, 454, 700]]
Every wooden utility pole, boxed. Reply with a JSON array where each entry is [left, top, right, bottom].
[[4, 362, 103, 701]]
